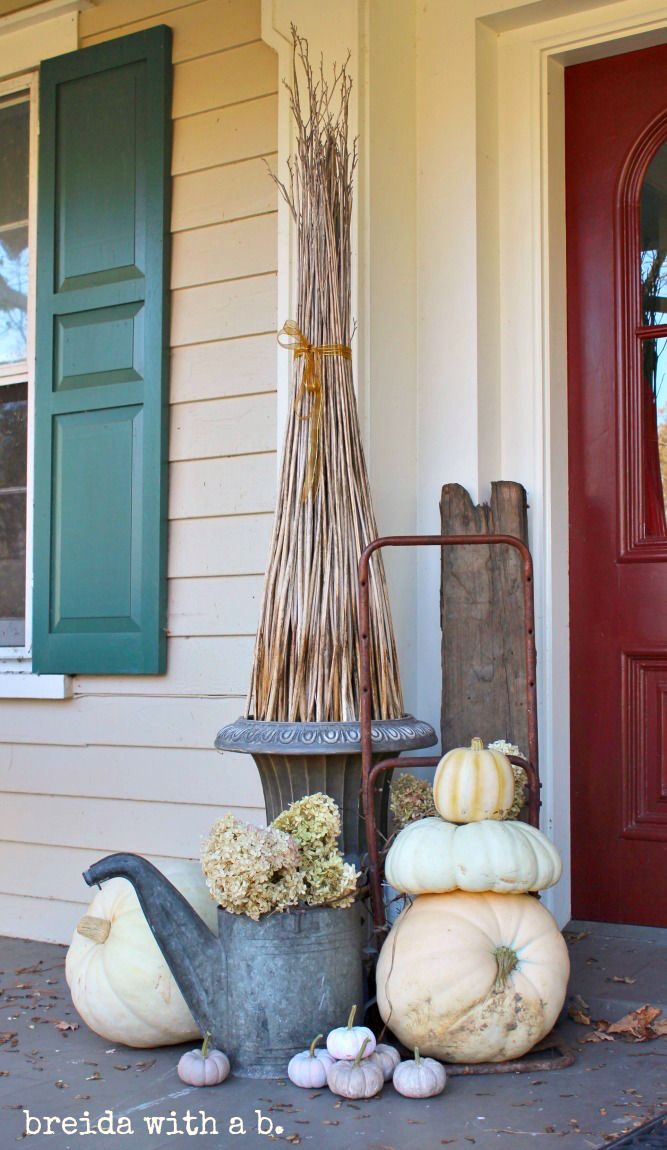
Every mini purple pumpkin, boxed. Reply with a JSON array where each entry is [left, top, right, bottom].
[[287, 1033, 335, 1088], [177, 1032, 230, 1087]]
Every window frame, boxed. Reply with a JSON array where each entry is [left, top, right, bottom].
[[0, 71, 37, 668]]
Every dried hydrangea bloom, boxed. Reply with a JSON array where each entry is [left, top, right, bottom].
[[201, 814, 304, 920], [272, 793, 359, 908], [389, 773, 437, 828], [488, 740, 528, 820]]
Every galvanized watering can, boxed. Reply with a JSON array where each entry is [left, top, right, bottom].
[[83, 853, 364, 1078]]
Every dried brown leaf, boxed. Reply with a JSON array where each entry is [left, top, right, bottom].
[[54, 1021, 78, 1032], [608, 1005, 662, 1041], [607, 976, 636, 985], [0, 1032, 16, 1045]]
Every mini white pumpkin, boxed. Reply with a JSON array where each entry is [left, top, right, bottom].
[[177, 1032, 230, 1087], [393, 1048, 446, 1098], [66, 860, 218, 1047], [368, 1042, 401, 1081], [385, 816, 562, 895], [326, 1038, 384, 1098], [326, 1005, 376, 1061], [287, 1034, 335, 1088], [376, 891, 570, 1063], [433, 737, 514, 823]]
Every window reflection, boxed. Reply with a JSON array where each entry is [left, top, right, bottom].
[[640, 145, 667, 326], [0, 97, 28, 366], [0, 382, 27, 645], [642, 337, 667, 535]]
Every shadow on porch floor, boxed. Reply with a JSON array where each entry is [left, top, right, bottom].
[[0, 922, 665, 1149]]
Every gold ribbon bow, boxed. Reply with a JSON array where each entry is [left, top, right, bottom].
[[278, 320, 352, 498]]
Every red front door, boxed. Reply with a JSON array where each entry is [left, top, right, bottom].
[[567, 44, 667, 926]]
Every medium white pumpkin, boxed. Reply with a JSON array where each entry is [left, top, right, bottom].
[[385, 817, 562, 895], [66, 860, 218, 1048], [433, 737, 514, 823], [376, 891, 569, 1063]]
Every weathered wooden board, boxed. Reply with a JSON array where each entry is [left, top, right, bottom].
[[440, 482, 529, 755]]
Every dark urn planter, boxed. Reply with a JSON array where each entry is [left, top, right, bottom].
[[215, 715, 437, 863]]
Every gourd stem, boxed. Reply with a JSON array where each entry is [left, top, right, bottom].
[[471, 736, 484, 752], [353, 1037, 370, 1067], [76, 915, 111, 944], [414, 1047, 420, 1066], [493, 945, 519, 991], [201, 1031, 211, 1059], [309, 1033, 323, 1058], [347, 1004, 357, 1029]]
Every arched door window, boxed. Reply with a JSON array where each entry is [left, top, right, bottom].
[[618, 112, 667, 555], [639, 143, 667, 536]]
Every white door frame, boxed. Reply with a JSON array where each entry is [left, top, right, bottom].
[[495, 0, 667, 925]]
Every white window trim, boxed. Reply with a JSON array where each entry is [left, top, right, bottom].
[[0, 69, 70, 700]]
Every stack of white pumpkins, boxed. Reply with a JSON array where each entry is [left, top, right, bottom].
[[287, 1006, 446, 1100], [376, 738, 570, 1064]]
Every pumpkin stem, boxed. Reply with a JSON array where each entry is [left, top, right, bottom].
[[347, 1004, 357, 1029], [309, 1033, 323, 1058], [493, 945, 519, 991], [353, 1036, 371, 1067], [414, 1047, 421, 1066], [201, 1031, 212, 1059], [471, 736, 484, 752], [76, 915, 111, 944]]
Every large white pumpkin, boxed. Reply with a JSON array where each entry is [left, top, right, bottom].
[[385, 817, 562, 895], [66, 860, 218, 1048], [376, 891, 569, 1063], [433, 738, 514, 823]]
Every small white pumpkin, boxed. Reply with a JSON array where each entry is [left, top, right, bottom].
[[385, 816, 562, 895], [376, 891, 570, 1063], [433, 737, 514, 823], [393, 1048, 446, 1098], [287, 1034, 335, 1089], [368, 1042, 401, 1082], [177, 1032, 230, 1087], [326, 1005, 376, 1061], [326, 1037, 384, 1099], [66, 860, 218, 1047]]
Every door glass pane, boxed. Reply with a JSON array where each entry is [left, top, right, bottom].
[[641, 337, 667, 536], [0, 97, 29, 365], [640, 144, 667, 326], [0, 382, 27, 645]]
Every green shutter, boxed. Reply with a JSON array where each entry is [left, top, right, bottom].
[[33, 26, 172, 675]]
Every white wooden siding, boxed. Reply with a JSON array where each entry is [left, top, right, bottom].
[[0, 0, 278, 942]]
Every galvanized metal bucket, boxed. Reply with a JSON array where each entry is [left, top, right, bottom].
[[217, 902, 364, 1077]]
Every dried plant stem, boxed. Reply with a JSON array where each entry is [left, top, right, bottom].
[[247, 29, 403, 723]]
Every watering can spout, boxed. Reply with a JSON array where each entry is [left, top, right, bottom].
[[83, 852, 224, 1043]]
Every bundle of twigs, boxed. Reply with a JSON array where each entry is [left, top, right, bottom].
[[246, 30, 404, 724]]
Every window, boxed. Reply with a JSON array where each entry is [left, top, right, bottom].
[[0, 77, 34, 658]]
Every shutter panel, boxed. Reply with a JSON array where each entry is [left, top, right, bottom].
[[33, 27, 172, 675]]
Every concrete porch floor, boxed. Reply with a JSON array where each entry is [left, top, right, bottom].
[[1, 921, 665, 1149]]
